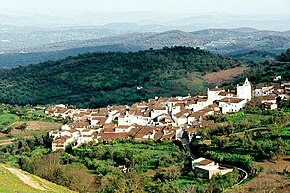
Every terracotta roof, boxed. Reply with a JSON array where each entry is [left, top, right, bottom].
[[154, 130, 164, 140], [257, 95, 276, 101], [197, 98, 207, 102], [218, 92, 237, 97], [272, 90, 284, 95], [151, 105, 167, 111], [67, 129, 79, 133], [135, 126, 155, 139], [175, 110, 191, 118], [45, 106, 54, 112], [52, 139, 65, 144], [209, 87, 225, 92], [219, 98, 244, 103], [198, 159, 214, 166], [98, 132, 129, 141], [116, 125, 132, 129], [75, 121, 90, 128], [60, 135, 72, 140], [55, 107, 69, 113], [103, 124, 115, 133]]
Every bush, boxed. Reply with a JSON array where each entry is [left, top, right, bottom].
[[15, 123, 28, 131]]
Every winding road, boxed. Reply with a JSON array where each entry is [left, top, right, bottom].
[[179, 137, 248, 187]]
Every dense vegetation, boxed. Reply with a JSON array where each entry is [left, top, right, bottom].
[[221, 49, 290, 89], [0, 136, 239, 193], [191, 105, 290, 178], [278, 48, 290, 62], [230, 50, 277, 63], [0, 46, 243, 108]]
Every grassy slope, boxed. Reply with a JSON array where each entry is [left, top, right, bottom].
[[0, 165, 73, 193]]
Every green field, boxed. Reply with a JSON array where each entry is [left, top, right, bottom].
[[73, 140, 186, 173], [0, 110, 19, 127], [0, 104, 63, 140]]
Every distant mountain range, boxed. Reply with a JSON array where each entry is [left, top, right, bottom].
[[0, 25, 289, 67]]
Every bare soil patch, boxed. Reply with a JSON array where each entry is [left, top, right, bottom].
[[0, 139, 14, 146], [204, 67, 247, 86], [11, 121, 61, 131], [0, 133, 7, 138], [234, 157, 290, 193]]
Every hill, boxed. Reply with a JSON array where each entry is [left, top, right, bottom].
[[278, 48, 290, 62], [1, 28, 289, 68], [230, 50, 277, 63], [0, 47, 243, 108], [227, 49, 290, 86], [0, 165, 73, 193]]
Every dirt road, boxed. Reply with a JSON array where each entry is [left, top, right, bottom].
[[4, 166, 46, 191]]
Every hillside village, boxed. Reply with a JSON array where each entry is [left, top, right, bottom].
[[46, 78, 290, 151]]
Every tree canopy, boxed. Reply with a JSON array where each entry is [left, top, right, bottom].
[[0, 46, 243, 108]]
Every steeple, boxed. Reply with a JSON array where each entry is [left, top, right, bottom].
[[244, 78, 250, 86], [237, 78, 252, 101]]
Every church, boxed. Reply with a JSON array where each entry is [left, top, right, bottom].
[[207, 78, 252, 114]]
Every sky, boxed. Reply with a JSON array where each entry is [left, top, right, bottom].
[[0, 0, 290, 16]]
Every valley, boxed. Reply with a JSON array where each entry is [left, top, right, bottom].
[[0, 27, 289, 68], [0, 3, 289, 191]]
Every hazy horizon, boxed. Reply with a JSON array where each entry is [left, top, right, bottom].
[[1, 0, 290, 16], [0, 0, 290, 31]]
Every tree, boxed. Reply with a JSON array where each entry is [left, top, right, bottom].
[[2, 127, 13, 134], [159, 166, 181, 181], [212, 136, 229, 149], [16, 123, 28, 131], [181, 185, 197, 193], [273, 138, 288, 159]]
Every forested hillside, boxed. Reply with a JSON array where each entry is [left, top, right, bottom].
[[0, 47, 243, 107], [224, 49, 290, 87]]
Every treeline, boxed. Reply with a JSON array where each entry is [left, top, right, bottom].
[[0, 46, 242, 108], [277, 48, 290, 62]]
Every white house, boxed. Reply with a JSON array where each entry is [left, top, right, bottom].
[[150, 106, 168, 119], [52, 135, 75, 151], [254, 85, 274, 97], [192, 158, 233, 179], [172, 111, 190, 126], [76, 134, 96, 145], [115, 125, 135, 133], [218, 98, 247, 114], [207, 87, 225, 103]]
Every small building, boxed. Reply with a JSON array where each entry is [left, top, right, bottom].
[[192, 158, 233, 179]]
